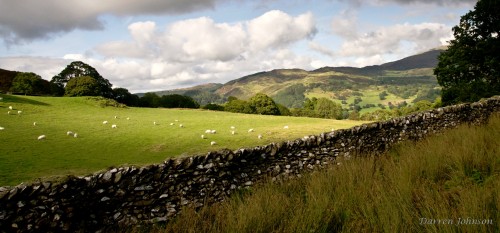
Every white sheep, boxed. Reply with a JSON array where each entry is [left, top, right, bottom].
[[7, 111, 10, 115], [201, 135, 206, 139], [205, 129, 212, 134], [111, 124, 117, 129], [153, 121, 157, 125], [175, 119, 179, 122], [8, 106, 13, 110], [37, 135, 46, 140], [114, 116, 118, 119], [210, 141, 217, 146], [179, 124, 184, 128], [283, 125, 289, 129], [103, 121, 108, 124], [126, 117, 130, 120], [17, 110, 22, 115], [170, 123, 175, 126], [230, 126, 235, 130], [231, 130, 236, 135], [0, 126, 4, 130], [74, 133, 78, 138], [258, 134, 263, 139], [211, 129, 216, 134], [67, 131, 74, 136], [248, 128, 254, 133], [33, 122, 37, 126]]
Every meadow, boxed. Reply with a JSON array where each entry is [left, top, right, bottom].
[[153, 113, 500, 233], [0, 94, 367, 186]]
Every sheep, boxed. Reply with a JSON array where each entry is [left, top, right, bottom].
[[8, 106, 13, 110], [0, 126, 4, 130], [170, 123, 175, 126], [283, 125, 289, 129], [258, 134, 263, 139], [201, 135, 206, 139], [33, 122, 37, 126], [205, 129, 212, 134], [7, 111, 10, 115], [248, 128, 254, 133], [231, 130, 236, 135], [74, 133, 78, 138], [211, 130, 216, 134], [67, 131, 74, 136], [230, 126, 235, 130], [175, 119, 179, 122], [210, 141, 217, 146], [114, 116, 118, 119], [103, 121, 108, 124], [153, 121, 157, 125], [17, 110, 22, 115], [179, 124, 184, 128], [111, 124, 117, 129], [37, 135, 46, 140], [126, 117, 130, 120]]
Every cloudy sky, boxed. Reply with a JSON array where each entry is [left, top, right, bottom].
[[0, 0, 475, 93]]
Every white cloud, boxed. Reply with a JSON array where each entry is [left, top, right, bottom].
[[331, 9, 358, 39], [338, 22, 451, 57]]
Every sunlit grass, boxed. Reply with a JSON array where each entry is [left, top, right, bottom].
[[0, 94, 367, 186]]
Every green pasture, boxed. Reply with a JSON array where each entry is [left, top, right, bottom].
[[0, 94, 367, 186]]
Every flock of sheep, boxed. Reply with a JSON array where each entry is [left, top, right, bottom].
[[1, 103, 292, 147]]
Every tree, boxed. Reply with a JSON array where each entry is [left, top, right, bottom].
[[51, 61, 114, 98], [314, 97, 343, 119], [139, 93, 161, 108], [113, 88, 139, 106], [224, 99, 255, 114], [159, 94, 200, 109], [64, 76, 101, 96], [434, 0, 500, 105], [249, 93, 281, 115], [9, 72, 50, 95]]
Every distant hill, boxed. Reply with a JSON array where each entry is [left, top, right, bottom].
[[144, 48, 445, 111]]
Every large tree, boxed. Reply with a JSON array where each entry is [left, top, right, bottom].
[[9, 72, 53, 95], [249, 93, 280, 115], [51, 61, 114, 98], [64, 76, 101, 97], [434, 0, 500, 105]]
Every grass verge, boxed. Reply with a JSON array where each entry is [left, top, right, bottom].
[[149, 114, 500, 233]]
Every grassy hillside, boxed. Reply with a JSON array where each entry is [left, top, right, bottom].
[[0, 94, 367, 186], [155, 113, 500, 233]]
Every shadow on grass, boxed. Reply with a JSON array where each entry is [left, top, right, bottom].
[[0, 94, 51, 106]]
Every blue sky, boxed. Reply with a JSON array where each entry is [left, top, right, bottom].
[[0, 0, 475, 93]]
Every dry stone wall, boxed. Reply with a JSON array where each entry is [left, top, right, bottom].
[[1, 96, 499, 232]]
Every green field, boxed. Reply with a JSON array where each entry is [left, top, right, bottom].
[[0, 94, 368, 186]]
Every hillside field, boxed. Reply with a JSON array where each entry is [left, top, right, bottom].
[[0, 94, 368, 186]]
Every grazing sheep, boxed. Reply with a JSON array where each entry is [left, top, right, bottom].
[[0, 126, 4, 130], [67, 131, 74, 136], [283, 125, 289, 129], [258, 134, 263, 139], [111, 124, 117, 129], [248, 128, 254, 133], [201, 135, 206, 139], [126, 117, 130, 120], [103, 121, 108, 124], [37, 135, 46, 140], [114, 116, 118, 119], [211, 130, 216, 134], [8, 106, 13, 110], [33, 122, 37, 126], [210, 141, 217, 146], [179, 124, 184, 128], [153, 121, 157, 125], [231, 130, 235, 135], [175, 119, 179, 122], [74, 133, 78, 138], [205, 129, 211, 134], [7, 111, 10, 115], [170, 123, 175, 126], [17, 110, 22, 115], [230, 126, 235, 130]]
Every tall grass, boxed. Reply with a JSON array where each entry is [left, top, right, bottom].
[[151, 114, 500, 233]]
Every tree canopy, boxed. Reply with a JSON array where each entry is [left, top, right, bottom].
[[64, 76, 101, 97], [434, 0, 500, 105], [51, 61, 114, 98], [9, 72, 53, 95]]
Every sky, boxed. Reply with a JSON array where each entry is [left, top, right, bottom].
[[0, 0, 476, 93]]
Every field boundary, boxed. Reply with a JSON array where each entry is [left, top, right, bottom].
[[1, 96, 499, 232]]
